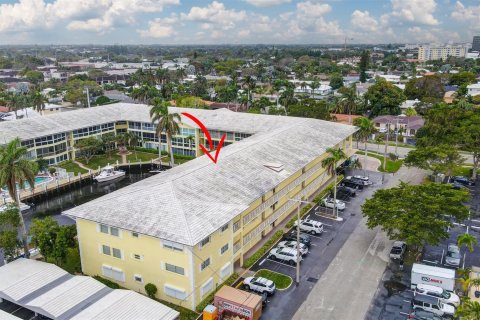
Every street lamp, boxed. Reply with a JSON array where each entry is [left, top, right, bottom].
[[287, 198, 315, 286]]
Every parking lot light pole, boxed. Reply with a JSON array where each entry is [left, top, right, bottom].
[[288, 198, 315, 287]]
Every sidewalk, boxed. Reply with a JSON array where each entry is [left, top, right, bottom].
[[293, 167, 427, 320]]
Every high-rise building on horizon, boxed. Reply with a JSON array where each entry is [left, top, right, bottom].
[[418, 44, 468, 61], [473, 35, 480, 52]]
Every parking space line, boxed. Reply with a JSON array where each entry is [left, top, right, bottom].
[[266, 258, 297, 269], [403, 300, 411, 303], [259, 259, 266, 266]]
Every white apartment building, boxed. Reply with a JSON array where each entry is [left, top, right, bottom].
[[418, 44, 468, 62]]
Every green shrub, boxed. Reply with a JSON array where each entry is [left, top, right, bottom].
[[242, 230, 284, 269], [96, 95, 111, 105], [48, 167, 57, 174], [134, 147, 194, 160], [195, 273, 239, 313], [93, 275, 121, 289], [145, 283, 158, 298]]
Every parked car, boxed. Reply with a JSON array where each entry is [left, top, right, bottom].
[[389, 241, 407, 260], [452, 176, 475, 186], [294, 218, 324, 235], [444, 244, 461, 268], [353, 175, 370, 182], [277, 240, 309, 256], [243, 276, 276, 295], [346, 176, 371, 186], [334, 191, 351, 202], [414, 284, 460, 307], [283, 231, 311, 248], [407, 310, 443, 320], [450, 181, 467, 190], [268, 247, 302, 265], [338, 186, 357, 197], [321, 198, 346, 211], [340, 180, 364, 190], [412, 293, 455, 317]]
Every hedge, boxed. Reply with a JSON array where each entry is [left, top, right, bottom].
[[93, 275, 122, 289], [242, 230, 284, 269], [195, 273, 239, 313], [134, 147, 195, 160]]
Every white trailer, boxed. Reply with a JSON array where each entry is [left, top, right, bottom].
[[411, 263, 456, 292]]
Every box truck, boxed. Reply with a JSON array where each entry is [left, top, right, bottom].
[[411, 263, 456, 292]]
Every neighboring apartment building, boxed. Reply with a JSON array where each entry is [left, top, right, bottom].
[[62, 108, 356, 310], [418, 44, 468, 61], [467, 83, 480, 97], [472, 36, 480, 52], [373, 115, 424, 139]]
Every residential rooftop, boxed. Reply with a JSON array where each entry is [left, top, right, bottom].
[[63, 104, 356, 246]]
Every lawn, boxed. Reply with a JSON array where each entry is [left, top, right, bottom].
[[56, 161, 88, 175], [78, 154, 122, 170], [356, 151, 403, 173], [254, 269, 292, 290], [453, 166, 476, 177], [127, 151, 159, 163]]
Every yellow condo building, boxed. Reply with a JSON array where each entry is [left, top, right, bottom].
[[63, 104, 356, 310]]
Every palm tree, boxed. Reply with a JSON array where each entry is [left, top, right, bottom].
[[5, 93, 22, 119], [456, 299, 480, 320], [321, 147, 347, 219], [337, 84, 358, 124], [242, 76, 256, 109], [404, 107, 417, 117], [0, 137, 38, 258], [121, 132, 140, 160], [375, 135, 384, 151], [353, 117, 377, 174], [131, 85, 153, 104], [30, 91, 47, 115], [458, 233, 478, 253], [150, 99, 180, 167], [310, 80, 320, 98], [186, 135, 195, 151]]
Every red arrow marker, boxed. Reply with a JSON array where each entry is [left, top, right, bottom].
[[181, 112, 226, 164]]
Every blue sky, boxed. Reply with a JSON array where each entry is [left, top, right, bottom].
[[0, 0, 478, 44]]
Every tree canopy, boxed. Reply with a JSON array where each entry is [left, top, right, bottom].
[[362, 182, 470, 250], [364, 77, 406, 117], [287, 98, 332, 120], [404, 75, 445, 101]]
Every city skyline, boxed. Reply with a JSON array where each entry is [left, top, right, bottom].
[[0, 0, 479, 45]]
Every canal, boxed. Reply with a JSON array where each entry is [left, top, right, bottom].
[[22, 166, 160, 230]]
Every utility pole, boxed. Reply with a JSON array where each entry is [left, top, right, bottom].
[[395, 118, 399, 156], [85, 87, 91, 108], [383, 123, 390, 171]]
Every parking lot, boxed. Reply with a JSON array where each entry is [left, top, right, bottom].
[[236, 169, 388, 320], [366, 178, 480, 320]]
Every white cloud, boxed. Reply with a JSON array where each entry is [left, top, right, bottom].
[[390, 0, 439, 25], [138, 14, 178, 38], [296, 1, 331, 18], [0, 0, 180, 33], [351, 10, 378, 32], [451, 1, 480, 26], [238, 29, 250, 38], [181, 1, 247, 30], [244, 0, 291, 7]]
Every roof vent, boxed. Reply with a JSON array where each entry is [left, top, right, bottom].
[[264, 162, 284, 172]]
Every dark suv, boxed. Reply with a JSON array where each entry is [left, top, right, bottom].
[[283, 231, 311, 248], [340, 180, 364, 190], [452, 176, 475, 186]]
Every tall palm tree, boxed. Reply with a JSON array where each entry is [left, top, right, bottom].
[[337, 84, 358, 124], [0, 137, 39, 258], [186, 135, 195, 151], [310, 80, 320, 98], [354, 117, 377, 174], [242, 76, 256, 109], [458, 233, 478, 253], [5, 93, 22, 119], [150, 99, 180, 167], [321, 147, 347, 218], [30, 91, 47, 115]]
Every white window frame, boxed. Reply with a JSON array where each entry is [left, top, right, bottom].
[[220, 262, 232, 281], [164, 284, 187, 300], [200, 257, 211, 272], [110, 227, 120, 237], [163, 240, 184, 252], [102, 245, 111, 256], [200, 278, 214, 298], [199, 236, 211, 249], [99, 224, 109, 234], [165, 263, 185, 276], [133, 274, 143, 283], [220, 243, 229, 255], [112, 248, 122, 259]]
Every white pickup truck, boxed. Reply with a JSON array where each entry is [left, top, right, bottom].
[[389, 241, 407, 260]]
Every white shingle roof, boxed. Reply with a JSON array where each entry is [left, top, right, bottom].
[[63, 104, 357, 246]]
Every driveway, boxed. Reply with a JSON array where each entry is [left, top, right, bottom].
[[292, 167, 428, 320]]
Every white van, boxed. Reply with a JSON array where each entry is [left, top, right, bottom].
[[412, 294, 455, 317], [415, 284, 460, 307]]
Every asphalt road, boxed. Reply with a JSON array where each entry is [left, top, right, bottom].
[[293, 167, 428, 320], [363, 142, 474, 165]]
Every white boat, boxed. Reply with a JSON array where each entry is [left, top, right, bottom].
[[93, 165, 126, 183], [0, 202, 31, 212]]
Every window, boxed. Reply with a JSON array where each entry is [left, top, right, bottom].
[[102, 245, 111, 255], [200, 278, 214, 297], [220, 243, 229, 255], [112, 248, 122, 259], [133, 254, 142, 260], [199, 236, 211, 248], [100, 224, 109, 234], [163, 240, 184, 252], [220, 223, 229, 232], [200, 258, 211, 271], [134, 274, 143, 283], [165, 263, 185, 275], [220, 263, 232, 280], [110, 227, 119, 237], [131, 232, 139, 238], [233, 221, 241, 232], [102, 265, 125, 282], [164, 285, 187, 300]]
